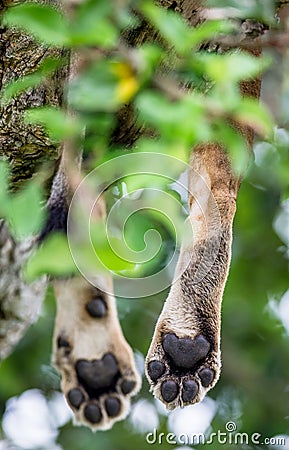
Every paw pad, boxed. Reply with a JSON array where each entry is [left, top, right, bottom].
[[53, 277, 141, 430], [84, 403, 102, 424], [147, 360, 166, 381], [182, 380, 198, 402], [105, 397, 121, 417], [199, 368, 214, 387], [67, 353, 139, 427], [162, 333, 210, 369], [76, 353, 118, 391], [161, 380, 179, 402], [68, 388, 85, 409], [57, 336, 71, 349], [146, 331, 217, 407], [120, 379, 136, 395], [85, 296, 107, 318]]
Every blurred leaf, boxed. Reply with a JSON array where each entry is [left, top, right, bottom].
[[69, 0, 118, 47], [24, 233, 76, 281], [141, 3, 197, 54], [0, 58, 60, 105], [111, 62, 139, 102], [70, 60, 138, 112], [25, 107, 83, 142], [7, 182, 45, 239], [0, 163, 45, 239], [234, 98, 273, 136], [142, 3, 233, 55], [136, 44, 164, 82], [90, 223, 137, 272], [3, 3, 69, 46], [201, 52, 267, 83], [213, 121, 248, 174], [136, 90, 210, 145], [0, 160, 9, 207]]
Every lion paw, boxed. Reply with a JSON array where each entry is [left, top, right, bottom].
[[53, 277, 141, 430], [146, 330, 220, 410]]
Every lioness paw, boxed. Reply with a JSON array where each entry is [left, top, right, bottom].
[[146, 329, 220, 409], [53, 277, 141, 430]]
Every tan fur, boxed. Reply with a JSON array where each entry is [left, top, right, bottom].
[[51, 42, 142, 426], [53, 276, 141, 431], [145, 72, 261, 408]]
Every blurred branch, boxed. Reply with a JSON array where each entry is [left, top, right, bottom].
[[209, 30, 289, 51]]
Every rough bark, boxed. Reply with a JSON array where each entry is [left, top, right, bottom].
[[0, 0, 66, 188]]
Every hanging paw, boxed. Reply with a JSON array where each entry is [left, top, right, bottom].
[[145, 145, 238, 410], [145, 229, 231, 410], [146, 326, 220, 410], [53, 277, 141, 430]]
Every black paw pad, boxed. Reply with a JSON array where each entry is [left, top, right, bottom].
[[86, 297, 107, 318], [161, 380, 179, 403], [182, 380, 198, 403], [199, 368, 215, 387], [121, 379, 136, 395], [105, 397, 121, 417], [162, 333, 210, 369], [84, 403, 102, 424], [57, 336, 70, 349], [147, 360, 166, 382], [68, 388, 85, 409], [76, 353, 118, 390]]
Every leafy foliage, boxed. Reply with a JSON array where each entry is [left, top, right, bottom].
[[0, 161, 45, 239], [1, 0, 275, 277], [0, 0, 289, 449]]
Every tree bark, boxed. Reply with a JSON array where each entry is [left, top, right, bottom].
[[0, 0, 66, 188]]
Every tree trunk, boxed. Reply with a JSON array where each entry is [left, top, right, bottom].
[[0, 0, 66, 188]]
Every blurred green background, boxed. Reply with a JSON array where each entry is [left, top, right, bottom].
[[0, 144, 288, 449], [0, 0, 289, 448]]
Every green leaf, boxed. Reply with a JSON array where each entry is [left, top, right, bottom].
[[234, 98, 273, 137], [141, 3, 196, 54], [136, 44, 164, 83], [7, 182, 45, 239], [136, 90, 210, 145], [213, 121, 248, 174], [90, 224, 136, 272], [0, 161, 9, 211], [1, 58, 60, 105], [25, 107, 82, 142], [24, 233, 76, 281], [202, 52, 265, 83], [3, 3, 69, 46], [70, 60, 138, 112], [190, 19, 234, 47], [142, 3, 233, 55], [69, 0, 118, 47]]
